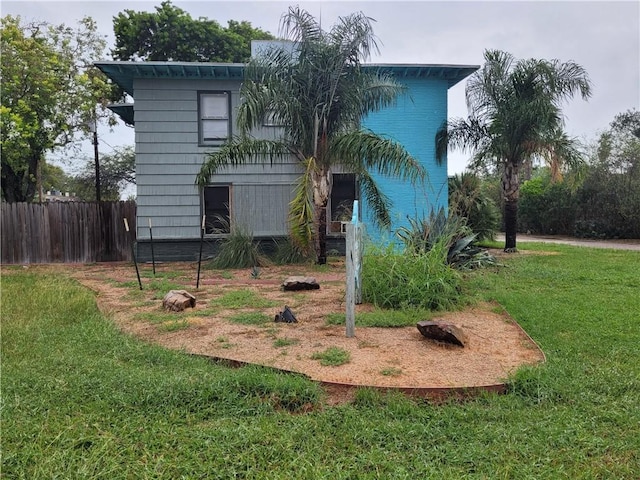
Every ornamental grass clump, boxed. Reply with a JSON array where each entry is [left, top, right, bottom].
[[361, 242, 461, 311], [209, 223, 269, 269]]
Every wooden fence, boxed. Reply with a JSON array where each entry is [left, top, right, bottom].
[[1, 201, 137, 264]]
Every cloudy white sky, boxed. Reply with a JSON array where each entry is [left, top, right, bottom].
[[3, 0, 639, 177]]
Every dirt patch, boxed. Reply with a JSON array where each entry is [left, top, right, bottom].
[[36, 260, 544, 404]]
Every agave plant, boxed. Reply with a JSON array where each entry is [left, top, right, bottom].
[[396, 207, 496, 270]]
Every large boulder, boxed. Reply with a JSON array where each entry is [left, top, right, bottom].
[[282, 276, 320, 291], [162, 290, 196, 312], [416, 321, 467, 347]]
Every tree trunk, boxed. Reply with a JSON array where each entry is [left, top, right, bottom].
[[1, 163, 30, 203], [504, 199, 518, 251], [316, 203, 328, 264], [502, 161, 520, 252], [312, 168, 331, 265]]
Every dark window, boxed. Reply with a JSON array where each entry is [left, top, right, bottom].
[[329, 174, 357, 233], [203, 185, 230, 234], [199, 92, 230, 145]]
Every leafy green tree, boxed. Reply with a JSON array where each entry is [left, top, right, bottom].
[[575, 109, 640, 238], [596, 109, 640, 175], [1, 15, 113, 202], [197, 7, 425, 264], [41, 163, 74, 195], [112, 1, 273, 62], [70, 146, 136, 201], [437, 50, 591, 251]]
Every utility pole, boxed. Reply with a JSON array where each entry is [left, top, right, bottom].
[[90, 117, 101, 202]]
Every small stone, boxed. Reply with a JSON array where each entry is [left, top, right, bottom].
[[282, 276, 320, 291], [162, 290, 196, 312], [416, 320, 467, 347]]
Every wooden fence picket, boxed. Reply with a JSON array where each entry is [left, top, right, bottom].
[[1, 201, 136, 264]]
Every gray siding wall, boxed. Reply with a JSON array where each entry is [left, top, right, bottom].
[[133, 78, 301, 240]]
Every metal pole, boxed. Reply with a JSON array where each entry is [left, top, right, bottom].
[[196, 214, 205, 288], [148, 218, 156, 275], [93, 125, 101, 202], [124, 218, 142, 290]]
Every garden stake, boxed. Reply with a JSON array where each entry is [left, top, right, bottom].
[[148, 218, 156, 275], [196, 214, 205, 288], [124, 218, 142, 290]]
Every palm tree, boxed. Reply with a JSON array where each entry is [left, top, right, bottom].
[[196, 7, 425, 264], [437, 50, 591, 251]]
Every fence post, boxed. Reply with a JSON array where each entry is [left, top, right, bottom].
[[345, 200, 361, 338]]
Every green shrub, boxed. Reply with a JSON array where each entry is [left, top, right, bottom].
[[518, 174, 577, 235], [575, 169, 640, 238], [448, 172, 500, 240]]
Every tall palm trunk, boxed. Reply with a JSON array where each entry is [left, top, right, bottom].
[[312, 168, 331, 264], [502, 161, 520, 252]]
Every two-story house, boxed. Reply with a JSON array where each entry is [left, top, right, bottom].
[[96, 51, 477, 261]]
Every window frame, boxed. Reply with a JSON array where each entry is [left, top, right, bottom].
[[202, 184, 232, 236], [328, 173, 358, 235], [198, 91, 231, 146]]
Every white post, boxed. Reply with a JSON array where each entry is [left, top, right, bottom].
[[351, 200, 362, 304], [345, 222, 356, 338], [345, 200, 361, 337]]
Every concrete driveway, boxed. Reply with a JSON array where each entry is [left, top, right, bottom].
[[495, 234, 640, 251]]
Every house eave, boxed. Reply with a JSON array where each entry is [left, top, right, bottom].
[[106, 103, 134, 126], [94, 61, 247, 96], [363, 64, 479, 88], [95, 61, 479, 96]]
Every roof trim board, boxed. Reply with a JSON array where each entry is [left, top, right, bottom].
[[95, 61, 478, 96]]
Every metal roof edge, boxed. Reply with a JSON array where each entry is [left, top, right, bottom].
[[95, 61, 479, 94]]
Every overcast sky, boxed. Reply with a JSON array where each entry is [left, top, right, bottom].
[[4, 0, 639, 176]]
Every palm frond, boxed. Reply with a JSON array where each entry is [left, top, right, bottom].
[[332, 130, 426, 184], [357, 168, 392, 229], [196, 137, 291, 187], [357, 72, 406, 116], [436, 117, 490, 163], [288, 157, 315, 252], [328, 11, 379, 63], [280, 6, 323, 43]]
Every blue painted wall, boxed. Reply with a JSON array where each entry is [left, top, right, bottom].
[[361, 77, 449, 244]]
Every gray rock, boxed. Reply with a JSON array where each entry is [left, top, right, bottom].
[[282, 276, 320, 291], [162, 290, 196, 312], [416, 320, 467, 347]]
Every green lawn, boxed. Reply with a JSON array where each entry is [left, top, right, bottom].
[[2, 244, 639, 478]]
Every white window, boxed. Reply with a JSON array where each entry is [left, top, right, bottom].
[[203, 185, 230, 234], [199, 92, 230, 144]]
